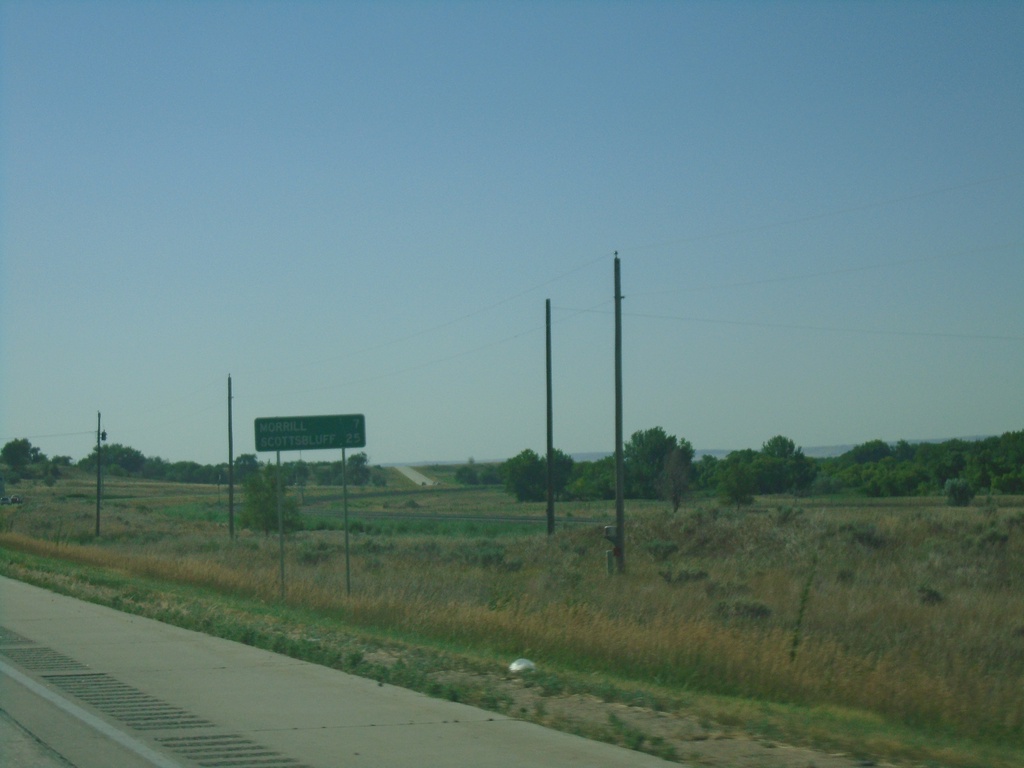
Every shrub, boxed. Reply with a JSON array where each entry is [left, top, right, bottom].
[[645, 540, 679, 561], [945, 478, 975, 507], [714, 598, 772, 621], [841, 522, 887, 550], [240, 465, 301, 535], [659, 567, 708, 585]]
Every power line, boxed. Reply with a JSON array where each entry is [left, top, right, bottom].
[[234, 252, 613, 380], [0, 430, 95, 442], [629, 242, 1022, 298], [254, 322, 545, 400], [558, 306, 1024, 342]]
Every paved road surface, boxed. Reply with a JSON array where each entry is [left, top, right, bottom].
[[0, 576, 677, 767], [0, 708, 74, 767], [393, 465, 437, 485]]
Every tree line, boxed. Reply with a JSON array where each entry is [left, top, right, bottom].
[[497, 428, 1024, 506], [3, 427, 1021, 506], [0, 438, 383, 489]]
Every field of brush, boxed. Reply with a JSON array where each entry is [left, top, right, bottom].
[[2, 466, 1022, 766]]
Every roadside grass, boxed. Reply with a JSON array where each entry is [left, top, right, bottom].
[[1, 472, 1022, 767]]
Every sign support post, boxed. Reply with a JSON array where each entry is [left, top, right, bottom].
[[254, 414, 365, 599], [277, 450, 285, 600], [342, 448, 351, 595]]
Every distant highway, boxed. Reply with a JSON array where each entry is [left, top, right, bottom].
[[393, 465, 438, 485]]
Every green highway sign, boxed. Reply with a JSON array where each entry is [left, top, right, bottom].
[[254, 414, 365, 452]]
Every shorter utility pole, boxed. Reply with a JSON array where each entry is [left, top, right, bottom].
[[95, 412, 106, 537], [228, 374, 235, 540], [342, 448, 352, 595]]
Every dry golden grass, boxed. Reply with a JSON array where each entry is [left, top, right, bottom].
[[2, 472, 1022, 750]]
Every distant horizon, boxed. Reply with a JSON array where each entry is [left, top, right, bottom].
[[1, 431, 1006, 469]]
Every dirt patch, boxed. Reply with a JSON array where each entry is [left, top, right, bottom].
[[424, 665, 889, 768]]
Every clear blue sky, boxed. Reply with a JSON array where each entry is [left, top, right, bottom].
[[2, 1, 1022, 466]]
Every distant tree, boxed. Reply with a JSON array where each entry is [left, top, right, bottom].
[[478, 464, 502, 485], [103, 443, 146, 475], [914, 441, 968, 487], [753, 455, 790, 494], [762, 435, 796, 460], [661, 445, 692, 512], [370, 466, 388, 487], [893, 439, 917, 462], [1, 439, 38, 472], [346, 452, 370, 485], [625, 427, 688, 499], [455, 458, 480, 485], [945, 477, 975, 507], [810, 471, 844, 495], [816, 431, 1024, 498], [566, 456, 615, 500], [291, 460, 309, 483], [993, 469, 1024, 494], [77, 447, 100, 472], [756, 436, 817, 494], [718, 452, 756, 505], [166, 461, 214, 484], [859, 457, 929, 497], [964, 449, 995, 491], [502, 449, 546, 502], [234, 454, 260, 482], [456, 457, 503, 486], [240, 465, 301, 535], [142, 456, 168, 480], [291, 460, 309, 503], [548, 448, 575, 500], [846, 439, 892, 465], [693, 454, 720, 491], [789, 449, 818, 493], [314, 465, 334, 486]]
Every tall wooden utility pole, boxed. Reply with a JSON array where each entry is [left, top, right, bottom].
[[228, 374, 235, 540], [613, 254, 625, 573], [545, 299, 555, 535]]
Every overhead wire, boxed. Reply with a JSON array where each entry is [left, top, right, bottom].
[[12, 173, 1018, 457], [628, 242, 1021, 298], [166, 172, 1024, 411], [579, 308, 1024, 343], [232, 251, 612, 379]]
